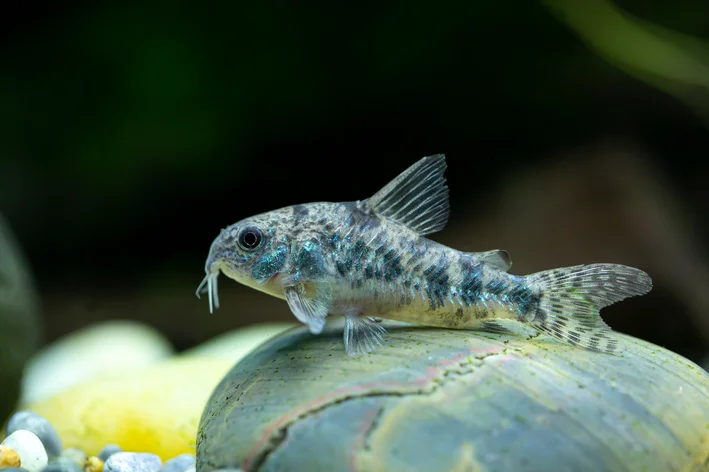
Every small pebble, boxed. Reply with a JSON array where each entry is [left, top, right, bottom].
[[7, 412, 63, 459], [2, 430, 49, 472], [159, 454, 194, 472], [104, 453, 161, 472], [84, 456, 103, 472], [60, 449, 87, 468], [0, 444, 22, 468], [41, 457, 83, 472], [97, 446, 121, 463]]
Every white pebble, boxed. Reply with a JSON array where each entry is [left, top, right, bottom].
[[1, 430, 48, 472], [105, 452, 162, 472]]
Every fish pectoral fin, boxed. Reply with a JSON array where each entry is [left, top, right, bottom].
[[284, 282, 331, 335], [365, 154, 450, 236], [474, 249, 512, 272], [344, 315, 387, 356]]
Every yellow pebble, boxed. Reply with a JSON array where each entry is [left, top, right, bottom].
[[27, 357, 233, 461], [85, 456, 104, 472], [0, 444, 21, 468]]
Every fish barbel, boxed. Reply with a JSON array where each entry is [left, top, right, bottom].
[[196, 155, 652, 356]]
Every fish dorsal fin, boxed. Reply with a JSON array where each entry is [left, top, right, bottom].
[[365, 154, 450, 236], [475, 249, 512, 272]]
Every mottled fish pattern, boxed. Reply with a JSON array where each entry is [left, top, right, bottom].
[[197, 155, 652, 356]]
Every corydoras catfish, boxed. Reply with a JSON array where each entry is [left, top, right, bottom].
[[196, 155, 652, 356]]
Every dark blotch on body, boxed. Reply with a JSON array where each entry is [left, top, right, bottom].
[[423, 256, 450, 310], [330, 232, 341, 249], [342, 202, 381, 233], [474, 310, 488, 319], [382, 249, 403, 282], [336, 261, 347, 277], [292, 204, 309, 225], [251, 244, 288, 279], [296, 241, 326, 279], [486, 278, 508, 295], [459, 257, 483, 307], [506, 282, 541, 320], [440, 304, 471, 327]]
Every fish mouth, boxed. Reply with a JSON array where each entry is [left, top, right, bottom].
[[196, 269, 220, 314]]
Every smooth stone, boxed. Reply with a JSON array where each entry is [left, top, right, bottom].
[[197, 320, 709, 471], [28, 357, 232, 461], [0, 213, 41, 424], [182, 323, 294, 361], [59, 448, 86, 468], [97, 445, 121, 462], [41, 457, 83, 472], [2, 430, 48, 472], [159, 454, 194, 472], [7, 411, 63, 458], [20, 320, 174, 405], [104, 453, 161, 472]]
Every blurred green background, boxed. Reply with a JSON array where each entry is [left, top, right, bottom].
[[2, 0, 709, 367]]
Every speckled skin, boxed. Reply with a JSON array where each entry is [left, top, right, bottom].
[[207, 201, 531, 326], [199, 155, 652, 355]]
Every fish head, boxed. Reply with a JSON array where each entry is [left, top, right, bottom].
[[197, 207, 295, 312]]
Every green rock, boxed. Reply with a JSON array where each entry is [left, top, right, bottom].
[[0, 214, 41, 424], [197, 320, 709, 472]]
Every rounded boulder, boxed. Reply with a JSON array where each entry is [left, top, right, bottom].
[[197, 320, 709, 472]]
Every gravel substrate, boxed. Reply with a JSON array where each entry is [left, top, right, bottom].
[[1, 411, 196, 472]]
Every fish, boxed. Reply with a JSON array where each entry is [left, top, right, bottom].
[[196, 154, 652, 356]]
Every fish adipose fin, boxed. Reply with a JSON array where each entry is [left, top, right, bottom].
[[284, 282, 331, 334], [366, 154, 450, 236], [528, 264, 652, 354], [474, 249, 512, 272], [344, 315, 387, 356]]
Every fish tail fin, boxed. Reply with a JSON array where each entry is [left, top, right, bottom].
[[527, 264, 652, 354]]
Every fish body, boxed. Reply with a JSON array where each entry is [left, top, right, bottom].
[[197, 155, 652, 356]]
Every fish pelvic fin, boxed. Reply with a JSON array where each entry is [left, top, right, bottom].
[[480, 320, 515, 334], [366, 154, 450, 236], [527, 264, 652, 354], [284, 282, 331, 334], [344, 315, 387, 356]]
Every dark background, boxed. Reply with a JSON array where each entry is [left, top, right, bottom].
[[2, 1, 709, 363]]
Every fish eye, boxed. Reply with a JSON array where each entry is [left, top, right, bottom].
[[237, 226, 263, 251]]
